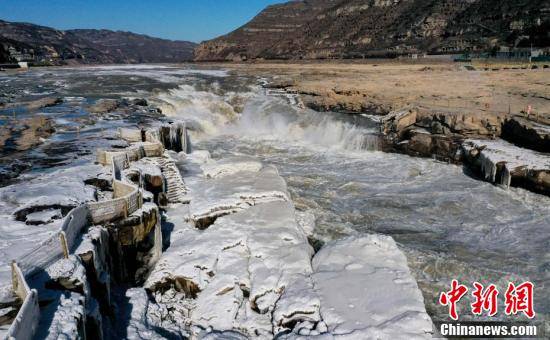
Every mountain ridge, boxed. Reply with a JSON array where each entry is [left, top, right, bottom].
[[0, 19, 196, 64]]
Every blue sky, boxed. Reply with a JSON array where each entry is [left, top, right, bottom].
[[0, 0, 286, 42]]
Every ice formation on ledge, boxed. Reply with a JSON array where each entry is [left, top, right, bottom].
[[187, 162, 290, 228], [145, 201, 316, 339], [462, 139, 550, 187], [306, 235, 433, 339]]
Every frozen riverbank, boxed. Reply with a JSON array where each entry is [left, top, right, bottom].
[[1, 125, 433, 339], [131, 136, 434, 339]]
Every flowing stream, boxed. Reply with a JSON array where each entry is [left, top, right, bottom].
[[1, 65, 549, 325]]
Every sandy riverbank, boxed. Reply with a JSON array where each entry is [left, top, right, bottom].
[[211, 60, 549, 119]]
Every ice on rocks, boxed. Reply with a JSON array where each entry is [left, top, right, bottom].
[[2, 164, 101, 217], [45, 255, 90, 298], [75, 226, 110, 279], [124, 288, 173, 340], [295, 210, 316, 237], [462, 139, 550, 186], [37, 292, 86, 340], [309, 235, 433, 339], [188, 165, 290, 227], [128, 160, 163, 179], [0, 165, 102, 288], [146, 200, 316, 338], [24, 209, 63, 225], [272, 274, 321, 334], [197, 329, 249, 340]]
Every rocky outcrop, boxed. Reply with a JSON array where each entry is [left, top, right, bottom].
[[0, 20, 196, 65], [380, 109, 550, 195], [0, 116, 56, 153], [381, 108, 504, 162], [462, 139, 550, 195], [88, 99, 122, 114], [300, 87, 389, 115], [14, 97, 63, 111], [87, 98, 158, 115], [501, 115, 550, 152], [196, 0, 550, 61]]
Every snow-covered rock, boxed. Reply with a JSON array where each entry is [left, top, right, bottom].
[[45, 255, 90, 298], [188, 165, 290, 228], [295, 210, 316, 238], [37, 292, 86, 340], [24, 209, 63, 225], [128, 160, 163, 180], [124, 288, 179, 340], [462, 139, 550, 193], [306, 235, 433, 339], [145, 199, 316, 338]]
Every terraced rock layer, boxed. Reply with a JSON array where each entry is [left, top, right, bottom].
[[196, 0, 550, 61]]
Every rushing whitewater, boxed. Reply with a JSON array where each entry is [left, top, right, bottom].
[[1, 65, 549, 325]]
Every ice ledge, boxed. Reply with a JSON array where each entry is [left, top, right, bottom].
[[302, 235, 433, 339], [462, 139, 550, 193]]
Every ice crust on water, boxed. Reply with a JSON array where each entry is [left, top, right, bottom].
[[2, 164, 100, 215], [144, 153, 432, 338]]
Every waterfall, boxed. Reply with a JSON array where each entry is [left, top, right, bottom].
[[158, 123, 192, 154], [230, 95, 381, 152], [155, 84, 382, 153]]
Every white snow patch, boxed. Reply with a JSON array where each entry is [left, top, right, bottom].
[[188, 165, 290, 225], [309, 235, 433, 339]]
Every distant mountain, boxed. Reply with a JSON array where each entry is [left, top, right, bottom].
[[195, 0, 550, 61], [0, 20, 196, 64]]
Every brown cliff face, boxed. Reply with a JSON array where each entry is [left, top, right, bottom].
[[0, 20, 196, 64], [195, 0, 550, 61], [195, 0, 339, 61]]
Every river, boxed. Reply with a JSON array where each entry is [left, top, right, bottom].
[[1, 65, 548, 325]]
